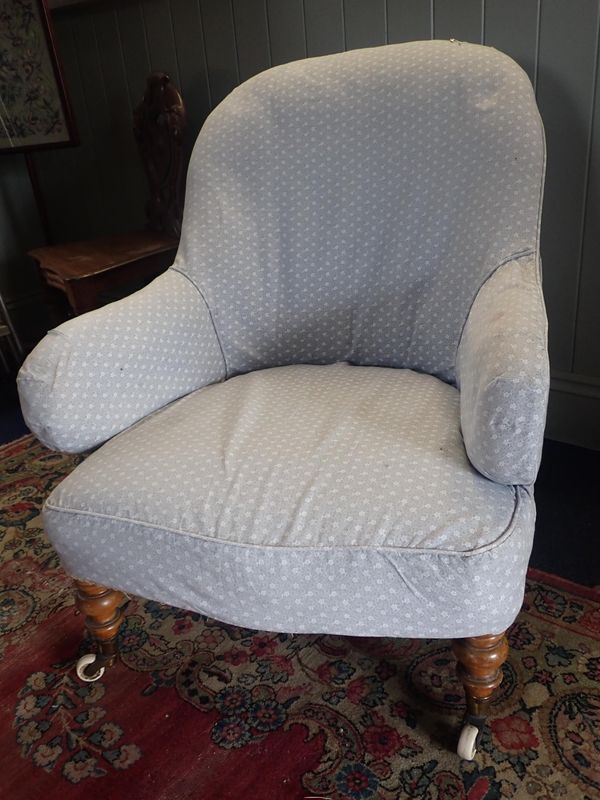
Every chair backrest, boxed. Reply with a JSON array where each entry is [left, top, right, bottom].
[[133, 73, 187, 238], [175, 40, 545, 383]]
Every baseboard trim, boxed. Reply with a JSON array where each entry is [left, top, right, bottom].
[[551, 370, 600, 398], [547, 376, 600, 451]]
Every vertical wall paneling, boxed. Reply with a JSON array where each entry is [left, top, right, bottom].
[[232, 0, 271, 81], [47, 12, 120, 241], [70, 11, 123, 237], [484, 0, 539, 86], [94, 4, 146, 232], [57, 17, 102, 242], [536, 0, 600, 372], [545, 377, 600, 449], [0, 156, 45, 301], [433, 0, 482, 43], [266, 0, 306, 65], [386, 0, 432, 43], [303, 0, 345, 57], [34, 17, 96, 242], [199, 0, 239, 106], [115, 1, 151, 108], [574, 17, 600, 377], [344, 0, 386, 50], [140, 0, 180, 84], [169, 0, 212, 156], [0, 155, 48, 342]]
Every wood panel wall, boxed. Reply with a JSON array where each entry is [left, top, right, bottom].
[[2, 0, 599, 447]]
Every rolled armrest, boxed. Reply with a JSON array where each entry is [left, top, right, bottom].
[[18, 270, 226, 453], [457, 255, 549, 485]]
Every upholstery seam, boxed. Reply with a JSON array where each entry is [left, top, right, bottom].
[[454, 247, 536, 372], [170, 267, 229, 378], [44, 485, 524, 558], [455, 101, 546, 373]]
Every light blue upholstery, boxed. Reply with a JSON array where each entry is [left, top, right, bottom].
[[18, 270, 226, 453], [43, 363, 535, 638], [457, 255, 549, 485], [18, 41, 548, 637]]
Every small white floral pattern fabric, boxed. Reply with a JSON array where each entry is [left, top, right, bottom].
[[18, 41, 549, 637], [177, 40, 544, 386], [18, 271, 226, 452], [458, 255, 549, 485], [45, 364, 516, 552], [44, 363, 535, 637]]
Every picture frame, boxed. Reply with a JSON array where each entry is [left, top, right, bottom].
[[0, 0, 78, 154]]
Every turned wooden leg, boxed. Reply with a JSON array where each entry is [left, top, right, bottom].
[[451, 632, 509, 759], [74, 580, 127, 680], [452, 632, 509, 717]]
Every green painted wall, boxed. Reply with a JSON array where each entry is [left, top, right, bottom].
[[1, 0, 599, 447]]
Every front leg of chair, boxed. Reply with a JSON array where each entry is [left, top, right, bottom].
[[74, 580, 128, 682], [451, 632, 509, 760]]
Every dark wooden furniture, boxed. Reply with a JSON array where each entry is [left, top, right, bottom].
[[29, 73, 186, 319], [29, 231, 178, 316]]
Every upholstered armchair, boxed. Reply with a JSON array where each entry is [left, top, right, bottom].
[[17, 40, 548, 760]]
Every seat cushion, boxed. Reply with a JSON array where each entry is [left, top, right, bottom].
[[44, 363, 534, 638]]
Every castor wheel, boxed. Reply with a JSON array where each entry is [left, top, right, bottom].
[[457, 722, 480, 760], [76, 653, 105, 682]]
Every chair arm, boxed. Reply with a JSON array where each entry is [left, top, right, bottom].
[[456, 255, 549, 485], [17, 270, 226, 453]]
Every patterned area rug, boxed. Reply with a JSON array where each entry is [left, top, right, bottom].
[[1, 435, 599, 800]]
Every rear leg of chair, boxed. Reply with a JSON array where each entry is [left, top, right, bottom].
[[451, 632, 509, 760], [74, 580, 128, 682]]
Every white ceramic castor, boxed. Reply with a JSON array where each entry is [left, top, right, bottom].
[[457, 723, 479, 760], [76, 653, 105, 682]]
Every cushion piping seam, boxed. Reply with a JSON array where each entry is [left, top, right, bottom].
[[44, 486, 523, 557]]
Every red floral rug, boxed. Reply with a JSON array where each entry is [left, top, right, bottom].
[[1, 435, 599, 799]]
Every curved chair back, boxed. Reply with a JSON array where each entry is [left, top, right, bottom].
[[176, 41, 545, 382]]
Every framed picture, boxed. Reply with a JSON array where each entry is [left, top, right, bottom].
[[0, 0, 77, 153]]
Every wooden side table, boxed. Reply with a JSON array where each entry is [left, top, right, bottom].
[[29, 231, 178, 319], [28, 72, 186, 324]]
